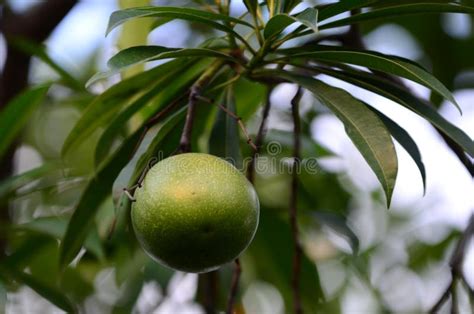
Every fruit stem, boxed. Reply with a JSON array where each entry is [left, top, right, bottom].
[[179, 59, 226, 153], [290, 86, 303, 314]]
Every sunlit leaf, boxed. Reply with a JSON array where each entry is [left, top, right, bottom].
[[318, 0, 378, 22], [275, 45, 461, 112], [0, 85, 50, 160]]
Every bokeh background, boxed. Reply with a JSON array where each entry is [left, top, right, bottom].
[[1, 0, 473, 313]]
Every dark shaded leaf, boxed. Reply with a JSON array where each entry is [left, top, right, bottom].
[[247, 211, 325, 313], [320, 2, 474, 29], [312, 211, 359, 254], [59, 130, 143, 269], [107, 6, 253, 35], [264, 8, 318, 39], [94, 58, 212, 167], [275, 45, 460, 112], [318, 0, 379, 22], [0, 164, 57, 202], [107, 45, 237, 71], [209, 88, 243, 168], [275, 71, 398, 206], [11, 38, 84, 91], [0, 85, 50, 160], [313, 66, 474, 158], [14, 217, 105, 261], [65, 59, 186, 156], [369, 107, 427, 194], [0, 263, 76, 313]]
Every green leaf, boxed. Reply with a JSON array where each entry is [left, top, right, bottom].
[[318, 0, 379, 22], [247, 211, 325, 312], [0, 85, 50, 160], [264, 8, 318, 39], [0, 263, 76, 313], [106, 7, 252, 40], [107, 46, 237, 71], [209, 88, 243, 168], [277, 71, 398, 206], [312, 211, 359, 254], [64, 59, 186, 157], [130, 108, 187, 185], [59, 130, 144, 269], [11, 38, 84, 92], [243, 0, 259, 17], [94, 58, 212, 166], [276, 45, 461, 112], [312, 66, 474, 158], [282, 0, 302, 13], [0, 164, 57, 201], [14, 217, 105, 262], [368, 107, 427, 194], [320, 2, 474, 29]]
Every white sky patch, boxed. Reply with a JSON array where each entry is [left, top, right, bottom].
[[442, 13, 472, 39]]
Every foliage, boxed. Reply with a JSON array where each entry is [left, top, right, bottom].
[[1, 1, 473, 313]]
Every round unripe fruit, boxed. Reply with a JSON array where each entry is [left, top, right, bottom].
[[131, 153, 260, 273]]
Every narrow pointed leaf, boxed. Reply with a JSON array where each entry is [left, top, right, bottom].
[[209, 88, 243, 168], [0, 85, 50, 160], [243, 0, 259, 17], [59, 130, 143, 269], [312, 66, 474, 158], [63, 59, 187, 157], [264, 8, 318, 39], [368, 107, 427, 194], [107, 45, 237, 71], [94, 58, 212, 166], [318, 0, 379, 22], [0, 263, 76, 313], [276, 46, 460, 112], [276, 71, 398, 206], [0, 164, 57, 201], [320, 2, 474, 29], [107, 6, 252, 36]]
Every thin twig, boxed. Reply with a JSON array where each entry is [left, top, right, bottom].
[[429, 214, 474, 313], [290, 87, 303, 314], [179, 61, 225, 153], [226, 259, 242, 314], [196, 95, 258, 151], [246, 86, 274, 183]]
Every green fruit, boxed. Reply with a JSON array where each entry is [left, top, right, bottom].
[[131, 153, 260, 273]]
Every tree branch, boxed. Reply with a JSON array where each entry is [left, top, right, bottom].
[[246, 86, 274, 183], [179, 61, 225, 153], [290, 87, 303, 314], [0, 0, 77, 258], [429, 214, 474, 313], [226, 259, 241, 314]]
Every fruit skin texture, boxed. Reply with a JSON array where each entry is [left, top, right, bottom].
[[131, 153, 260, 273]]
